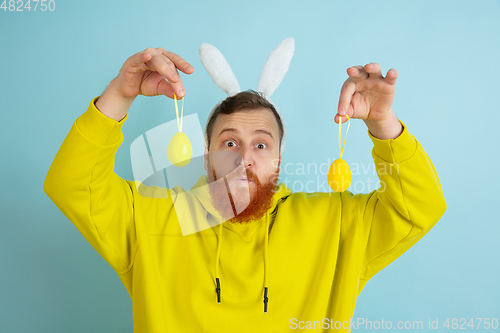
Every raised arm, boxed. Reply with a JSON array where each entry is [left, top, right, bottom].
[[336, 63, 447, 290], [356, 119, 446, 291], [43, 47, 194, 274]]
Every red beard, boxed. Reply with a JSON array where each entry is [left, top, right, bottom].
[[208, 165, 280, 224]]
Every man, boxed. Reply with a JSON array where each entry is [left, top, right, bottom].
[[44, 47, 446, 332], [203, 90, 283, 225]]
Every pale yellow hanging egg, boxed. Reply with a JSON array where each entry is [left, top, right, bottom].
[[327, 158, 351, 192], [167, 132, 192, 167]]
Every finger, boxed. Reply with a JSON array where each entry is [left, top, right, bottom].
[[125, 50, 153, 72], [346, 65, 368, 81], [364, 62, 382, 79], [334, 113, 350, 124], [145, 54, 186, 97], [146, 53, 181, 83], [168, 76, 186, 98], [337, 77, 356, 119], [131, 49, 153, 66], [157, 47, 194, 75], [384, 68, 398, 85], [157, 72, 185, 98], [157, 78, 179, 99], [152, 68, 186, 98]]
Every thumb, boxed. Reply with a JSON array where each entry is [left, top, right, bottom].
[[334, 112, 350, 125]]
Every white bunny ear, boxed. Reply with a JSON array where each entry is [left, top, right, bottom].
[[199, 43, 241, 96], [257, 37, 295, 99]]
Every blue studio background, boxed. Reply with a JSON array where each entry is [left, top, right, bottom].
[[1, 0, 499, 332]]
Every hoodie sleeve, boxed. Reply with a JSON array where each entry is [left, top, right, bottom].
[[43, 97, 136, 275], [355, 119, 447, 288]]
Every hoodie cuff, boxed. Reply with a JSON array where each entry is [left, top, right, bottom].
[[367, 119, 417, 164], [76, 96, 129, 146]]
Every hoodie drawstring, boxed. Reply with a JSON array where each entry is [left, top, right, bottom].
[[214, 213, 270, 314], [215, 222, 222, 304], [263, 213, 269, 314]]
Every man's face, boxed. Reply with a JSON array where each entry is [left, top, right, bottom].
[[203, 108, 282, 223]]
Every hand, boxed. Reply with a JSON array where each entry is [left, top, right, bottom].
[[95, 47, 194, 122], [336, 63, 397, 123], [335, 63, 403, 140], [114, 47, 194, 100]]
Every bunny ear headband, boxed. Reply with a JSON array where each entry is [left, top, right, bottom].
[[199, 37, 295, 154]]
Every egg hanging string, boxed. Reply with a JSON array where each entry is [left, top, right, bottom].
[[167, 94, 193, 167], [327, 113, 352, 192], [173, 93, 184, 132], [338, 113, 350, 160]]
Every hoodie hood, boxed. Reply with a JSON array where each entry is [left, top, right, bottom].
[[187, 174, 292, 313]]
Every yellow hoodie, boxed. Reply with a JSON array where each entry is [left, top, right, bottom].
[[44, 97, 447, 332]]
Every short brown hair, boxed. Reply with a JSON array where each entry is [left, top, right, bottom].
[[206, 90, 284, 152]]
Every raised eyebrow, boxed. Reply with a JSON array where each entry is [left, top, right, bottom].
[[217, 128, 274, 140], [217, 128, 239, 139], [254, 129, 274, 140]]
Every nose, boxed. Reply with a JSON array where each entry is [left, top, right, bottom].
[[236, 145, 254, 168]]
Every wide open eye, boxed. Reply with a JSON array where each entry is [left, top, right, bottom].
[[256, 143, 267, 149], [224, 140, 237, 148]]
